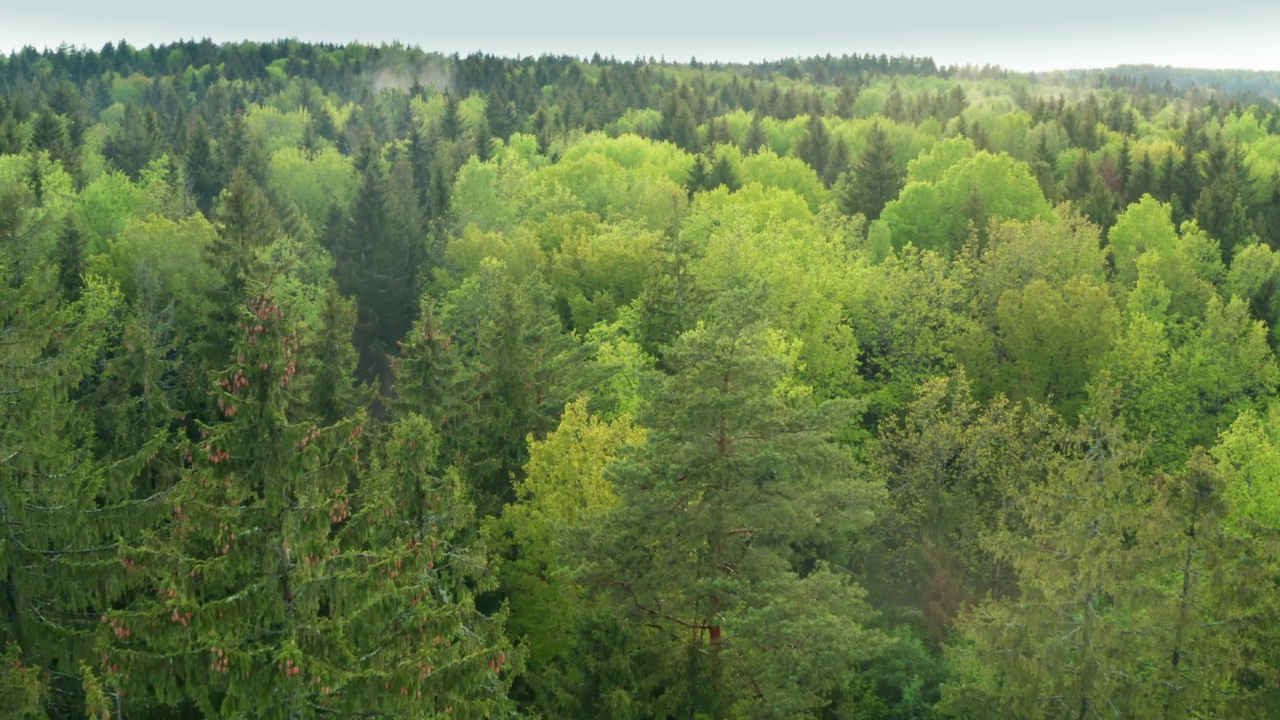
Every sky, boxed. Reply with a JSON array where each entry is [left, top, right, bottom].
[[2, 0, 1278, 72]]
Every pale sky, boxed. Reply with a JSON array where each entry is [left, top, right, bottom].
[[2, 0, 1278, 72]]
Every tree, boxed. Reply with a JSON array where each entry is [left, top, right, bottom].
[[684, 154, 709, 199], [709, 151, 740, 192], [330, 149, 424, 382], [0, 260, 131, 717], [102, 105, 164, 181], [987, 277, 1120, 419], [943, 400, 1155, 718], [54, 216, 86, 301], [436, 259, 585, 513], [837, 123, 904, 222], [484, 399, 645, 711], [825, 136, 851, 188], [744, 111, 767, 154], [105, 289, 514, 718], [30, 109, 80, 184], [946, 405, 1263, 718], [880, 151, 1049, 255], [795, 113, 831, 181], [659, 92, 699, 152], [868, 371, 1060, 640], [585, 290, 886, 718], [185, 116, 222, 218]]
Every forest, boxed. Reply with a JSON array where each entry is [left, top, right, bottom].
[[2, 39, 1280, 719]]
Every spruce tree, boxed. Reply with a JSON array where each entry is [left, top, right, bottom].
[[796, 113, 831, 180], [1130, 150, 1156, 204], [744, 111, 767, 154], [54, 216, 85, 302], [447, 260, 585, 513], [837, 122, 904, 221], [104, 288, 514, 718], [0, 258, 134, 718], [102, 105, 164, 180], [684, 154, 709, 199], [709, 152, 740, 192], [185, 117, 222, 218], [943, 401, 1153, 717], [825, 136, 851, 188]]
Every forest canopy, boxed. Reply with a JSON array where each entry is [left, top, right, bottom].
[[3, 39, 1280, 719]]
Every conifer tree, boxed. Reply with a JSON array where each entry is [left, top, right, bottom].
[[587, 289, 886, 718], [300, 285, 365, 425], [837, 123, 904, 221], [437, 259, 584, 513], [0, 257, 130, 717], [744, 111, 767, 154], [943, 399, 1155, 718], [102, 105, 164, 180], [684, 154, 709, 199], [825, 136, 851, 188], [1116, 137, 1132, 199], [407, 124, 436, 216], [709, 152, 740, 192], [796, 113, 831, 180], [185, 117, 222, 218], [55, 216, 85, 302], [332, 149, 424, 382], [1130, 150, 1156, 204], [104, 288, 514, 719], [1030, 132, 1058, 201], [30, 109, 80, 184], [659, 92, 700, 153]]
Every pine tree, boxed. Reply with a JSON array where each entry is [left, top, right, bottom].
[[836, 122, 904, 221], [586, 289, 886, 718]]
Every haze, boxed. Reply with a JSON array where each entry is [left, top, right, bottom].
[[2, 0, 1278, 72]]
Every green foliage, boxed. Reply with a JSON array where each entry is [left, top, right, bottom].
[[11, 38, 1280, 720], [585, 290, 887, 717], [881, 151, 1050, 254]]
